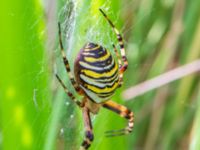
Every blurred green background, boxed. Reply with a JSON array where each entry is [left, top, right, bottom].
[[0, 0, 200, 150]]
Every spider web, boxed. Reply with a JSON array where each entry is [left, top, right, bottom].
[[53, 1, 200, 150], [3, 0, 197, 150], [1, 0, 197, 150], [50, 0, 156, 150]]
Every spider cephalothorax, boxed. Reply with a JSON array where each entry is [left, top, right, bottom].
[[56, 8, 134, 150]]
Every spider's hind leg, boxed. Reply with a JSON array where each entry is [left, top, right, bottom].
[[102, 100, 134, 137]]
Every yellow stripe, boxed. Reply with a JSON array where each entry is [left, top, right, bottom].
[[84, 45, 100, 51], [86, 81, 119, 93], [84, 51, 110, 63], [81, 62, 118, 78]]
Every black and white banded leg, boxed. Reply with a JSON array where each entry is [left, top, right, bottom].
[[99, 9, 128, 85], [58, 22, 83, 94]]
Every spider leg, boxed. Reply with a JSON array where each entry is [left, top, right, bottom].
[[58, 22, 82, 94], [80, 107, 94, 150], [112, 44, 123, 86], [99, 9, 128, 85], [112, 44, 122, 68], [55, 74, 83, 107], [102, 100, 134, 137]]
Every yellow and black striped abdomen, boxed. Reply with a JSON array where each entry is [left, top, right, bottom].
[[74, 43, 119, 103]]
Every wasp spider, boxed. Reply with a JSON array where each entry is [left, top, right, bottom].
[[56, 8, 134, 150]]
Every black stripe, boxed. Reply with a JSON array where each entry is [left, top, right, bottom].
[[80, 71, 119, 87], [99, 9, 115, 28], [83, 47, 107, 58], [86, 130, 94, 141], [79, 60, 116, 74], [122, 109, 132, 119], [125, 113, 132, 119], [86, 86, 117, 95], [120, 44, 124, 49], [97, 73, 119, 84], [81, 74, 118, 90], [63, 58, 70, 71], [82, 49, 108, 59], [103, 103, 121, 114], [85, 42, 99, 49], [97, 92, 114, 98], [80, 67, 118, 80], [82, 52, 112, 63], [87, 112, 92, 129], [122, 56, 127, 60], [82, 55, 113, 67], [81, 140, 90, 149], [117, 35, 122, 41]]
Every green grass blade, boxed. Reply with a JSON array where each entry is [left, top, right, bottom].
[[189, 85, 200, 150], [0, 0, 51, 149]]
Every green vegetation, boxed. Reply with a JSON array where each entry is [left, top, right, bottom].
[[0, 0, 51, 150], [0, 0, 200, 150]]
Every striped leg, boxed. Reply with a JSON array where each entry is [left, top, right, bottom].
[[80, 107, 94, 150], [56, 74, 83, 107], [102, 100, 134, 137], [58, 22, 82, 94], [99, 9, 128, 84], [112, 44, 123, 86], [112, 44, 122, 68]]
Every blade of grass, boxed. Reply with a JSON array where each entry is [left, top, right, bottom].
[[0, 0, 51, 150], [189, 84, 200, 150]]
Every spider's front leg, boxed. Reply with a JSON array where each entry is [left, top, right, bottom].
[[99, 9, 128, 86], [58, 22, 83, 94], [80, 106, 94, 150], [56, 22, 85, 107], [102, 100, 134, 137]]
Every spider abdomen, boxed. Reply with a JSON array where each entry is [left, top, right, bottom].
[[74, 42, 119, 103]]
